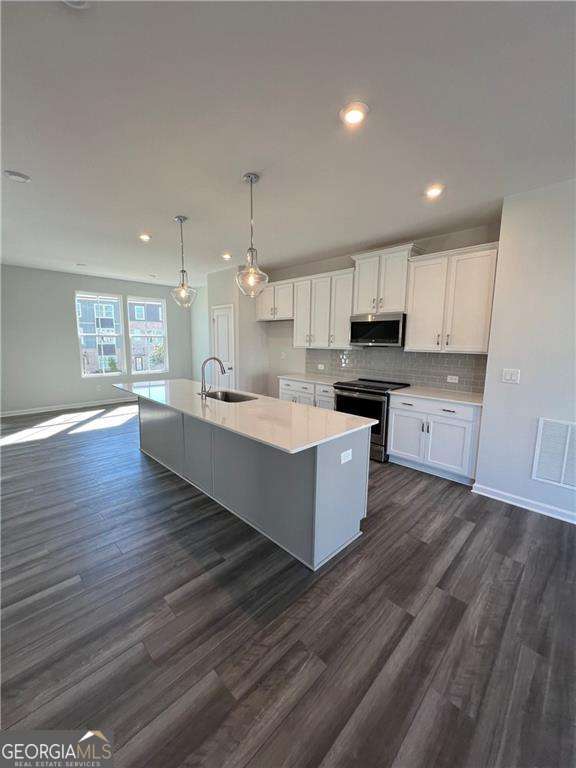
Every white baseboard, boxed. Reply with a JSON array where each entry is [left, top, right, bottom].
[[472, 484, 576, 525], [1, 396, 137, 418]]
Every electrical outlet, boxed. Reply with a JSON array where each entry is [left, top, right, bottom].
[[341, 449, 352, 464], [447, 375, 459, 384], [502, 368, 521, 384], [317, 363, 325, 371], [280, 351, 286, 360]]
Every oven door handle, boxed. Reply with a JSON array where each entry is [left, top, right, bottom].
[[335, 390, 386, 403]]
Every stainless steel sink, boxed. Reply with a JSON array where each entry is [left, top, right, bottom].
[[202, 390, 256, 403]]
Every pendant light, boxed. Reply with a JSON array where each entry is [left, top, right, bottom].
[[170, 215, 197, 308], [236, 172, 269, 298]]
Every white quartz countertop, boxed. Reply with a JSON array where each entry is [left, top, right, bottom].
[[114, 379, 377, 454], [278, 373, 355, 386], [392, 386, 483, 406]]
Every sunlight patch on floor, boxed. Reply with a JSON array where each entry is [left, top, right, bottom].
[[0, 409, 105, 446], [69, 404, 138, 433]]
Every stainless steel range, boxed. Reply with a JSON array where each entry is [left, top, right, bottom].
[[333, 378, 409, 462]]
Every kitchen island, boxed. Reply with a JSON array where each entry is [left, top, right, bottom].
[[114, 379, 377, 570]]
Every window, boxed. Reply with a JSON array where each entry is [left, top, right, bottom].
[[127, 298, 168, 374], [75, 293, 126, 376]]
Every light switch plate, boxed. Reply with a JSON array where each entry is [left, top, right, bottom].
[[317, 363, 325, 371], [502, 368, 521, 384], [341, 449, 352, 464], [447, 375, 459, 384]]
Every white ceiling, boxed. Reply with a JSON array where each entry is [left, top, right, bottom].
[[3, 1, 574, 286]]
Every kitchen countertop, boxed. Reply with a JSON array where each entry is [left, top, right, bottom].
[[115, 379, 377, 454], [278, 372, 355, 386], [392, 386, 483, 406]]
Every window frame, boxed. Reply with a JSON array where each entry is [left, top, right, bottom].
[[75, 291, 127, 378], [127, 296, 170, 376]]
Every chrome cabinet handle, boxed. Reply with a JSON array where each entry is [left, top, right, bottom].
[[378, 297, 383, 308], [401, 402, 413, 406], [329, 334, 334, 345], [371, 297, 376, 308], [446, 333, 450, 346], [421, 421, 425, 432], [441, 408, 456, 413], [426, 422, 430, 434], [436, 333, 441, 346]]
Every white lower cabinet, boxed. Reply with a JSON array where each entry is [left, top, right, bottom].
[[278, 378, 335, 410], [388, 394, 482, 482]]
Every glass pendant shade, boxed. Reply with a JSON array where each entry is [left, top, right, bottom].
[[236, 247, 269, 298], [236, 172, 269, 298], [171, 215, 197, 308], [171, 269, 197, 308]]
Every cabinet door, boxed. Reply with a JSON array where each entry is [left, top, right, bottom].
[[379, 252, 408, 312], [315, 395, 334, 410], [293, 281, 311, 347], [443, 249, 497, 353], [274, 283, 294, 320], [353, 256, 380, 314], [297, 392, 315, 406], [309, 276, 331, 348], [256, 285, 275, 321], [329, 272, 353, 348], [388, 408, 426, 461], [425, 415, 474, 476], [404, 256, 448, 351]]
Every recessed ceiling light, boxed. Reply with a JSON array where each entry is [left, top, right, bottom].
[[62, 1, 89, 9], [75, 262, 86, 267], [148, 273, 159, 279], [425, 183, 445, 200], [4, 169, 31, 183], [339, 102, 370, 127], [221, 252, 232, 261], [139, 233, 152, 243]]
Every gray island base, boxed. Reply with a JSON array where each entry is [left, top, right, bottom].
[[116, 380, 375, 570]]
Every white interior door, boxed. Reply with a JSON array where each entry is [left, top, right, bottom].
[[293, 280, 312, 347], [379, 252, 408, 312], [329, 272, 353, 348], [310, 277, 331, 347], [353, 255, 380, 314], [210, 304, 235, 388], [404, 256, 448, 351], [274, 283, 294, 320], [443, 249, 497, 353]]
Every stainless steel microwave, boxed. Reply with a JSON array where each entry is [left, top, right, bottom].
[[349, 312, 405, 347]]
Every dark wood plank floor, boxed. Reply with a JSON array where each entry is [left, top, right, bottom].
[[2, 403, 574, 767]]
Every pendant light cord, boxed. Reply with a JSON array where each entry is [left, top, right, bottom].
[[179, 218, 185, 273], [249, 178, 255, 250]]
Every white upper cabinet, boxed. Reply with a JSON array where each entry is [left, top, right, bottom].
[[405, 243, 498, 354], [352, 243, 422, 315], [329, 272, 354, 348], [405, 256, 449, 351], [293, 280, 312, 347], [256, 282, 293, 321], [309, 277, 331, 348], [292, 269, 353, 349], [353, 254, 380, 314], [274, 283, 294, 320], [443, 248, 497, 353]]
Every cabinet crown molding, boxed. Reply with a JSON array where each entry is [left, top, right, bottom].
[[408, 241, 499, 262], [351, 242, 424, 262]]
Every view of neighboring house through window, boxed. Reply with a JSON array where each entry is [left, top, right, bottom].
[[75, 293, 125, 376], [127, 298, 168, 374]]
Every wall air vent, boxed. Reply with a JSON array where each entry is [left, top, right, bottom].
[[532, 418, 575, 489]]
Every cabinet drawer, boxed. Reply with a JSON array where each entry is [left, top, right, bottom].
[[315, 384, 334, 396], [389, 395, 477, 422], [279, 379, 314, 395]]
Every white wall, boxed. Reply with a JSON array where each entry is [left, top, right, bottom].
[[1, 265, 193, 414], [206, 267, 270, 394], [190, 286, 209, 379], [475, 179, 575, 519]]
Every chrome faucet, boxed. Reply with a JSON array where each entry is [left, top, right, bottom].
[[200, 356, 226, 398]]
